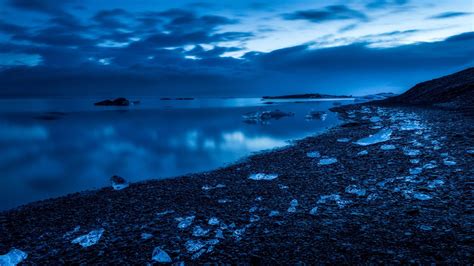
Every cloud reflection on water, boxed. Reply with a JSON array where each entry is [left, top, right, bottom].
[[0, 99, 340, 210]]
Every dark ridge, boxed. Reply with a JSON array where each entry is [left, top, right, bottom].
[[262, 93, 352, 99], [381, 67, 474, 110]]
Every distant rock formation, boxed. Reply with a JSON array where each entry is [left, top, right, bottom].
[[94, 97, 137, 106], [262, 93, 352, 99], [382, 68, 474, 109]]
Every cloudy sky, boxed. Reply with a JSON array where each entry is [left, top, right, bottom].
[[0, 0, 472, 97]]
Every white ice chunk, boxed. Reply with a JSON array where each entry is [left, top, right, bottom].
[[380, 144, 396, 150], [156, 210, 175, 216], [369, 116, 382, 123], [370, 125, 383, 129], [232, 228, 246, 241], [443, 159, 457, 166], [176, 216, 195, 229], [215, 229, 224, 239], [354, 129, 392, 146], [287, 199, 298, 213], [403, 149, 421, 156], [318, 158, 338, 165], [345, 185, 366, 196], [309, 207, 318, 216], [419, 225, 432, 231], [269, 211, 280, 217], [409, 167, 423, 175], [191, 249, 206, 260], [367, 193, 378, 201], [410, 159, 420, 164], [248, 206, 258, 213], [185, 240, 205, 253], [250, 214, 260, 222], [337, 138, 351, 143], [141, 233, 153, 240], [0, 249, 27, 266], [467, 149, 474, 154], [306, 151, 321, 158], [249, 173, 278, 180], [152, 247, 172, 263], [423, 162, 437, 169], [317, 194, 351, 208], [357, 150, 368, 156], [399, 121, 425, 131], [427, 179, 444, 189], [208, 217, 219, 225], [71, 229, 104, 248], [413, 193, 432, 200], [202, 184, 226, 191], [192, 226, 210, 237]]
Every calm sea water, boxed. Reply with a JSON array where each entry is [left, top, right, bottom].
[[0, 97, 352, 210]]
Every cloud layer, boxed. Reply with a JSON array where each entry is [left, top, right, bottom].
[[0, 0, 473, 97]]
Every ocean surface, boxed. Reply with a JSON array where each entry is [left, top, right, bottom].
[[0, 97, 353, 210]]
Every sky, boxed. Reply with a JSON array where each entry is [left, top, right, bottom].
[[0, 0, 473, 97]]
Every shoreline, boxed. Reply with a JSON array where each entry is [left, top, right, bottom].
[[1, 103, 472, 263]]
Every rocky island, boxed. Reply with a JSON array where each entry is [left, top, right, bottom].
[[262, 93, 353, 100]]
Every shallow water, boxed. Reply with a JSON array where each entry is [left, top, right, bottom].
[[0, 97, 350, 210]]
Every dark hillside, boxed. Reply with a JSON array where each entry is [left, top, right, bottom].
[[382, 68, 474, 109]]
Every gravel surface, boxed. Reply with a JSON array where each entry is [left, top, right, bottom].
[[1, 104, 473, 264]]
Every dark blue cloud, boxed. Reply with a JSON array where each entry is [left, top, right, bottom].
[[7, 0, 75, 15], [0, 1, 472, 98], [1, 32, 472, 97], [92, 8, 132, 29], [283, 5, 368, 23], [428, 11, 471, 19], [0, 20, 27, 35], [365, 0, 409, 9]]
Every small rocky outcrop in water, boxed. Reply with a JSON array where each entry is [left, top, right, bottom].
[[94, 97, 131, 106], [242, 109, 294, 123], [110, 175, 129, 190]]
